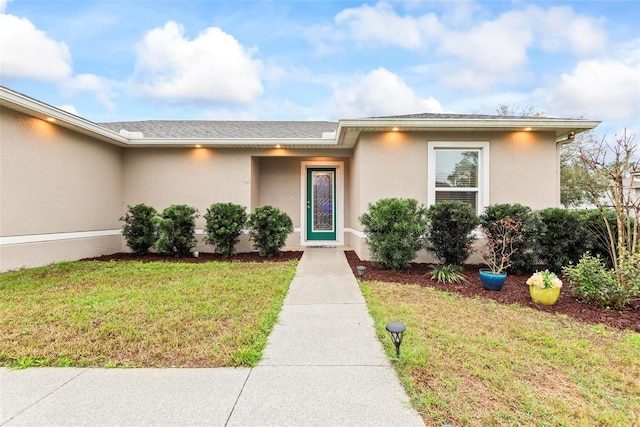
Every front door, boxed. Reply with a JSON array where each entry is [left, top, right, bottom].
[[306, 167, 337, 241]]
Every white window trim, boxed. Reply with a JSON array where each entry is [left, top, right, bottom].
[[427, 141, 490, 215]]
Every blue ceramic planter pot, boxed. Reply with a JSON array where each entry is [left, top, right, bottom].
[[479, 269, 507, 291]]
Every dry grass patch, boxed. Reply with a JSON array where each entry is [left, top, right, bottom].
[[0, 260, 297, 368], [361, 281, 640, 427]]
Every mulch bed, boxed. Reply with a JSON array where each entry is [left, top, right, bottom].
[[83, 250, 639, 333], [344, 251, 640, 334], [83, 251, 303, 263]]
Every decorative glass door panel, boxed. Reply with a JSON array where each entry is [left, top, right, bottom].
[[306, 168, 337, 241]]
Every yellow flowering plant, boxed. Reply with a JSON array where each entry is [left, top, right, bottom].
[[526, 270, 563, 289]]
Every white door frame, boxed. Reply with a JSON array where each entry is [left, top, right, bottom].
[[300, 160, 344, 246]]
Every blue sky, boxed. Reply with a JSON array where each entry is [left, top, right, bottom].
[[1, 0, 638, 136]]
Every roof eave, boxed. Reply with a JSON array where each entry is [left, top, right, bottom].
[[125, 138, 340, 148], [336, 117, 601, 147], [0, 86, 128, 147]]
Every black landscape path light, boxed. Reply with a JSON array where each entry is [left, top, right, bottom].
[[385, 321, 406, 358], [356, 265, 366, 280]]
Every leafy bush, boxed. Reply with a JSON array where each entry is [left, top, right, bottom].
[[579, 209, 618, 267], [563, 252, 640, 310], [156, 204, 199, 257], [204, 203, 247, 256], [426, 201, 479, 266], [537, 208, 586, 273], [358, 198, 428, 270], [480, 203, 541, 273], [248, 206, 293, 257], [120, 204, 158, 255]]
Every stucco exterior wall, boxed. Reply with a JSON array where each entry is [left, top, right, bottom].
[[122, 147, 255, 253], [0, 109, 124, 271], [257, 155, 350, 248], [348, 130, 561, 261], [490, 131, 559, 208], [123, 147, 252, 213], [257, 157, 302, 225]]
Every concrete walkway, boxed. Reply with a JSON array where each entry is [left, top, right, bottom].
[[1, 248, 424, 426]]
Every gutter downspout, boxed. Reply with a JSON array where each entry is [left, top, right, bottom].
[[556, 133, 575, 207]]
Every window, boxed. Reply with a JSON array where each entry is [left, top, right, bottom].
[[428, 141, 489, 215]]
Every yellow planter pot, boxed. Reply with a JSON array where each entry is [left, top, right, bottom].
[[529, 285, 561, 305]]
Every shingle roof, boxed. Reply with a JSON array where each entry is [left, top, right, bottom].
[[98, 120, 338, 139]]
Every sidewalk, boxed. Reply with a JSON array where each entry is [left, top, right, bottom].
[[1, 248, 424, 426]]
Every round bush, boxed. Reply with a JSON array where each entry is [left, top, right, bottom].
[[248, 206, 293, 257], [156, 204, 199, 257], [426, 201, 479, 266], [563, 252, 639, 310], [204, 203, 247, 256], [537, 208, 586, 273], [358, 198, 428, 271], [120, 204, 158, 255], [579, 209, 618, 267]]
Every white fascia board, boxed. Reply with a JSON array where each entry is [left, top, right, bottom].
[[0, 86, 129, 146], [338, 117, 601, 131], [127, 138, 339, 147]]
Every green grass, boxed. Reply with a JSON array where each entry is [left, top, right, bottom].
[[0, 260, 297, 368], [361, 280, 640, 427]]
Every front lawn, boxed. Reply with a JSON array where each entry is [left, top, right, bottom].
[[0, 260, 297, 368], [362, 280, 640, 426]]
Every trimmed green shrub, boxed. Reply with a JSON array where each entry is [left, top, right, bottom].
[[156, 204, 199, 257], [480, 203, 541, 273], [120, 204, 158, 255], [537, 208, 586, 273], [579, 209, 618, 267], [563, 252, 640, 310], [358, 198, 428, 271], [426, 201, 479, 266], [204, 203, 247, 256], [248, 206, 293, 257]]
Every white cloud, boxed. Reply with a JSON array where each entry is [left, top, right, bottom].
[[535, 6, 607, 56], [333, 2, 442, 49], [0, 14, 72, 81], [539, 58, 640, 121], [333, 67, 442, 118], [58, 104, 79, 115], [436, 5, 606, 91], [63, 74, 117, 110], [134, 21, 263, 104], [0, 0, 12, 14], [313, 3, 610, 91], [438, 9, 533, 90]]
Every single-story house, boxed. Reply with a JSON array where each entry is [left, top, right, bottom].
[[0, 86, 600, 272]]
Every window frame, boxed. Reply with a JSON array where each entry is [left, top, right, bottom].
[[427, 141, 490, 215]]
